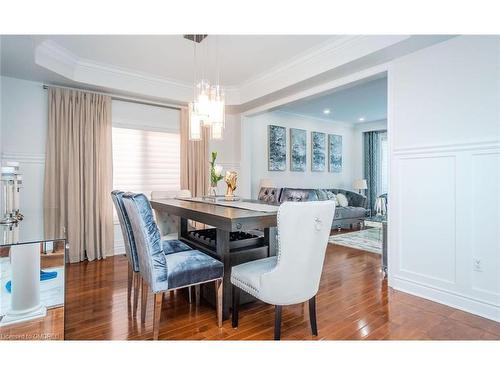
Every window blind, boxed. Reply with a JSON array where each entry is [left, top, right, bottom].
[[112, 127, 181, 199]]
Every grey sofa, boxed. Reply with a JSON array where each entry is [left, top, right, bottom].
[[258, 187, 368, 229]]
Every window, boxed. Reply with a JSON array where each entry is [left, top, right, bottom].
[[111, 100, 181, 207], [112, 127, 180, 198]]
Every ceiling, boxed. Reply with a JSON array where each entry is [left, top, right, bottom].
[[279, 76, 387, 124], [0, 35, 453, 108], [0, 35, 336, 87]]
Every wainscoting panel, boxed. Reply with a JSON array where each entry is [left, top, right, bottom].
[[471, 152, 500, 298], [390, 142, 500, 322], [397, 155, 456, 285]]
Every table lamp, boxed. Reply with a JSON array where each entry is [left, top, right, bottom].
[[353, 179, 367, 195], [259, 178, 276, 189]]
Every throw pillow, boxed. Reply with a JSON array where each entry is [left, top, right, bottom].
[[336, 193, 349, 207], [326, 191, 337, 203], [316, 189, 328, 201]]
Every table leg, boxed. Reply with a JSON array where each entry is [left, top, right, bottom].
[[264, 227, 278, 256], [382, 222, 388, 278], [216, 228, 231, 320], [179, 217, 188, 238]]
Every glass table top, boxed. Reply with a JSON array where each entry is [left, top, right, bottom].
[[0, 210, 66, 247]]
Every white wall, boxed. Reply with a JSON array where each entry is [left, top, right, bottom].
[[351, 119, 387, 181], [389, 36, 500, 322], [0, 76, 47, 216], [112, 100, 180, 132], [244, 111, 355, 198]]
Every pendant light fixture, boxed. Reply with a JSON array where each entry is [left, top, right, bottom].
[[185, 34, 225, 141]]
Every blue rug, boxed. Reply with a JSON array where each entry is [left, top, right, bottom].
[[5, 270, 58, 293]]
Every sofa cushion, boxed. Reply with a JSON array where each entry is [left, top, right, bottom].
[[333, 206, 367, 220], [327, 189, 366, 208], [258, 187, 282, 204], [279, 188, 318, 203]]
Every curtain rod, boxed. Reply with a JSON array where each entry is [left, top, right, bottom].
[[42, 84, 183, 111]]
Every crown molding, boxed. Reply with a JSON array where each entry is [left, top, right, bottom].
[[34, 35, 414, 108], [237, 35, 410, 103], [34, 39, 78, 79], [34, 40, 240, 105]]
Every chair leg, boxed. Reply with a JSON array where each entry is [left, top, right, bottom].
[[195, 284, 201, 306], [127, 263, 133, 304], [309, 295, 318, 336], [215, 279, 223, 328], [133, 273, 141, 317], [274, 305, 282, 340], [153, 293, 163, 340], [188, 286, 193, 304], [141, 278, 148, 324], [232, 285, 240, 328]]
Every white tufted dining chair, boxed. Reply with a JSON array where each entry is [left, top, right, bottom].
[[230, 200, 335, 340], [151, 190, 192, 240]]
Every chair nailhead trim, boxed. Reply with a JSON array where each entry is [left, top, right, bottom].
[[231, 276, 260, 298]]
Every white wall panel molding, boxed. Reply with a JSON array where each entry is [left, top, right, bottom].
[[470, 151, 500, 300], [393, 140, 500, 155], [388, 35, 500, 322], [394, 154, 457, 286], [390, 137, 500, 322], [1, 152, 45, 164]]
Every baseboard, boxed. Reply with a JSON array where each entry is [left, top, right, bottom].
[[391, 276, 500, 323], [113, 246, 125, 256]]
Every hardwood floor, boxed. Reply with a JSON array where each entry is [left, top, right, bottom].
[[64, 240, 500, 340], [0, 307, 64, 340]]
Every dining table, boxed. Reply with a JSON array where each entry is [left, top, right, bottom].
[[150, 197, 278, 320]]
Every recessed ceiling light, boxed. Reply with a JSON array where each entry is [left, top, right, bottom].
[[358, 117, 365, 122], [323, 109, 330, 115]]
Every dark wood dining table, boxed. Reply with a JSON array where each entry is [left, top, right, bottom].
[[150, 198, 278, 320]]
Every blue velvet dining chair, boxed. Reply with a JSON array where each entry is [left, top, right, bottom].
[[122, 192, 223, 339], [111, 190, 194, 318]]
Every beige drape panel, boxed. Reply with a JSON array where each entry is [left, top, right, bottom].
[[44, 87, 114, 263], [180, 107, 209, 197]]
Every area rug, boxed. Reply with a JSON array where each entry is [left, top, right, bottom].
[[0, 257, 64, 315], [329, 228, 382, 254]]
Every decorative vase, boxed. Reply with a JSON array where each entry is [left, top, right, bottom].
[[209, 183, 218, 197]]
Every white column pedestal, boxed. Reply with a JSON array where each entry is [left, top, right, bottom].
[[0, 243, 46, 326]]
